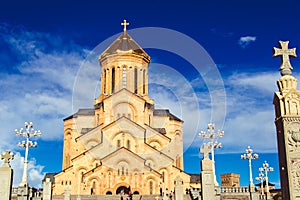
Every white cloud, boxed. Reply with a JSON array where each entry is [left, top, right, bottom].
[[239, 36, 257, 48], [0, 23, 89, 146], [0, 24, 91, 186]]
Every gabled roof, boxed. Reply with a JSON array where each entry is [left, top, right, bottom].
[[102, 116, 145, 133], [64, 108, 95, 121], [95, 88, 153, 108], [153, 109, 183, 122], [99, 32, 150, 61], [255, 181, 275, 187]]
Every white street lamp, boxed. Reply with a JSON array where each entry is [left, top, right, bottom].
[[15, 122, 41, 187], [256, 170, 265, 197], [260, 161, 274, 195], [241, 146, 258, 190], [199, 123, 224, 186]]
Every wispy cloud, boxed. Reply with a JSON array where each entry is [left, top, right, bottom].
[[0, 23, 92, 187], [238, 36, 257, 48]]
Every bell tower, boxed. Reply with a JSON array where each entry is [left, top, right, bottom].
[[95, 20, 151, 104], [273, 41, 300, 200]]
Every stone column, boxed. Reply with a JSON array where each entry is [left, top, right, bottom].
[[200, 143, 215, 200], [64, 186, 71, 200], [43, 178, 52, 200], [174, 176, 183, 200], [0, 150, 14, 200]]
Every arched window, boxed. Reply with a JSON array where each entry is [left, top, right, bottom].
[[117, 140, 121, 148], [112, 67, 115, 93], [122, 167, 125, 175], [162, 171, 165, 183], [91, 181, 96, 195], [81, 172, 84, 182], [143, 69, 146, 94], [149, 181, 153, 194], [122, 66, 127, 88], [127, 140, 131, 150], [103, 69, 106, 94], [134, 68, 138, 93]]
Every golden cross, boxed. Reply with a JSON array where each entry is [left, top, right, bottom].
[[1, 150, 14, 167], [121, 19, 129, 32], [273, 41, 297, 74]]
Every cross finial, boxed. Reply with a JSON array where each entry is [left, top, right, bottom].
[[200, 143, 211, 160], [1, 150, 14, 167], [273, 41, 297, 76], [121, 19, 129, 32]]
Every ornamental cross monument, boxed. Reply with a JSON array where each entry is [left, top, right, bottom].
[[0, 150, 14, 200], [273, 41, 297, 76], [273, 40, 300, 200], [1, 150, 14, 167]]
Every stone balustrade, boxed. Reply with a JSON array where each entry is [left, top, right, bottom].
[[220, 186, 249, 193]]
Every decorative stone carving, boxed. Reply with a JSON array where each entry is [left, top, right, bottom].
[[290, 159, 300, 193], [287, 122, 300, 152]]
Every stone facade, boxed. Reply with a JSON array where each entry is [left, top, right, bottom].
[[273, 41, 300, 200], [220, 173, 240, 187], [52, 27, 190, 196]]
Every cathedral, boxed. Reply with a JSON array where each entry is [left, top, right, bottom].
[[52, 21, 190, 195]]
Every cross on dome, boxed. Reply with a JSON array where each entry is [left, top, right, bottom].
[[121, 19, 129, 32]]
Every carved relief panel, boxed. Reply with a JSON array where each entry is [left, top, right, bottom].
[[287, 121, 300, 153], [284, 92, 300, 115], [290, 158, 300, 193]]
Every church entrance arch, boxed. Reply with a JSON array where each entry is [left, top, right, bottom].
[[116, 186, 130, 194]]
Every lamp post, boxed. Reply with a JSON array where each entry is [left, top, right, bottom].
[[260, 161, 274, 195], [241, 146, 258, 190], [199, 123, 224, 186], [255, 170, 265, 197], [15, 122, 41, 187]]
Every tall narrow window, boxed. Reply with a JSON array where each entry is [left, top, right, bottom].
[[122, 66, 127, 88], [117, 140, 121, 148], [127, 140, 131, 150], [143, 69, 146, 94], [149, 181, 153, 194], [162, 171, 165, 183], [112, 67, 115, 93], [122, 167, 125, 175], [81, 172, 84, 182], [134, 68, 138, 93], [103, 69, 106, 94]]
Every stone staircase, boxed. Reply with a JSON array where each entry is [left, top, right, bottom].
[[52, 194, 192, 200]]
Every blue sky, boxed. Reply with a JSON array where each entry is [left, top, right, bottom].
[[1, 0, 300, 188]]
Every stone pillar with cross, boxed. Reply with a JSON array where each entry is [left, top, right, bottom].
[[273, 41, 300, 200], [273, 41, 297, 76], [200, 143, 216, 200], [0, 150, 14, 200]]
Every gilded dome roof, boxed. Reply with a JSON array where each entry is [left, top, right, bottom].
[[100, 31, 150, 61]]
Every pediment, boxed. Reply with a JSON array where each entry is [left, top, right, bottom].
[[103, 88, 147, 105], [101, 147, 147, 171], [102, 117, 145, 139], [75, 125, 103, 149], [283, 90, 300, 101]]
